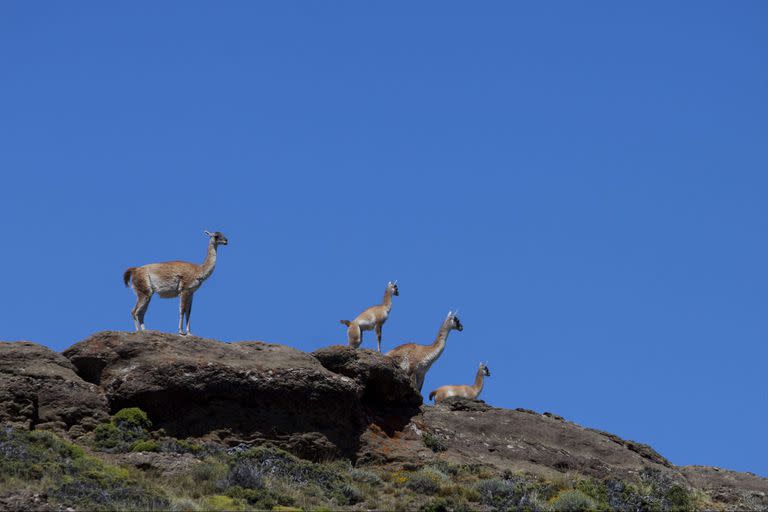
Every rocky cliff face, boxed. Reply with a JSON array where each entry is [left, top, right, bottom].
[[63, 331, 368, 459], [0, 341, 107, 434], [0, 331, 765, 511]]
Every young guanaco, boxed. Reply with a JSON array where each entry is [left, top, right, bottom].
[[340, 281, 399, 352], [386, 311, 463, 392], [123, 230, 228, 335], [429, 362, 491, 403]]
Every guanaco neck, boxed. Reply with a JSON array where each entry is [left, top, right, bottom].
[[423, 319, 453, 367], [197, 240, 218, 280], [471, 367, 485, 396], [382, 287, 394, 312]]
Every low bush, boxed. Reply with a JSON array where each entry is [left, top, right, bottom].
[[422, 432, 447, 452], [550, 489, 598, 511], [406, 472, 441, 495], [93, 407, 152, 453], [202, 494, 245, 511], [475, 478, 521, 509], [113, 407, 152, 430], [131, 440, 159, 453], [350, 468, 383, 486], [666, 485, 694, 512]]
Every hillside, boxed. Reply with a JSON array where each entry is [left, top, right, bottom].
[[0, 331, 765, 511]]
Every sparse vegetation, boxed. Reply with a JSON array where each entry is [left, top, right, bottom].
[[0, 423, 734, 511], [0, 426, 167, 510], [422, 432, 447, 452], [550, 489, 598, 511]]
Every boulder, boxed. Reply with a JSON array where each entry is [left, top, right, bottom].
[[63, 331, 365, 459], [311, 345, 422, 408], [0, 341, 108, 434]]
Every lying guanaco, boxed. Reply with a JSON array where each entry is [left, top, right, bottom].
[[386, 311, 463, 392], [340, 281, 399, 352], [123, 230, 228, 335], [429, 362, 491, 403]]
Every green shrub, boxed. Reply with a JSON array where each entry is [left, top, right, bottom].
[[666, 485, 694, 512], [131, 440, 159, 452], [113, 407, 152, 430], [407, 472, 441, 495], [93, 408, 152, 453], [220, 446, 346, 505], [224, 485, 288, 509], [341, 483, 364, 505], [575, 478, 608, 506], [93, 423, 124, 451], [475, 478, 520, 509], [159, 438, 203, 454], [350, 468, 383, 486], [422, 432, 447, 452], [551, 489, 598, 512], [419, 497, 450, 512]]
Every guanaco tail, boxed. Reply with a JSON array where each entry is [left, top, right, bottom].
[[429, 362, 491, 403], [123, 230, 228, 335], [386, 311, 463, 392], [340, 281, 399, 352]]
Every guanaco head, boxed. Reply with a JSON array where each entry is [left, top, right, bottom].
[[387, 280, 400, 296], [204, 230, 229, 246], [479, 362, 491, 377], [447, 311, 463, 331]]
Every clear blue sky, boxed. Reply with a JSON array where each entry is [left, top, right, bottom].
[[1, 2, 766, 476]]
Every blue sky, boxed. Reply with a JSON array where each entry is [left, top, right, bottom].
[[1, 2, 766, 476]]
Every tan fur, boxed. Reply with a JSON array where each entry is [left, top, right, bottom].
[[429, 362, 490, 404], [386, 312, 463, 392], [340, 281, 398, 352], [124, 231, 228, 335]]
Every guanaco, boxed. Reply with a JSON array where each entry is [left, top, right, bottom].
[[340, 281, 399, 352], [429, 362, 491, 403], [123, 230, 228, 335], [386, 311, 463, 392]]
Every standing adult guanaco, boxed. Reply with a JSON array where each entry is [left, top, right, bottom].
[[386, 311, 463, 392], [123, 230, 228, 335]]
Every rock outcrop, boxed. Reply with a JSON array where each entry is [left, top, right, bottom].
[[0, 331, 765, 510], [0, 341, 108, 435], [312, 345, 421, 409], [62, 331, 368, 459], [365, 397, 677, 480]]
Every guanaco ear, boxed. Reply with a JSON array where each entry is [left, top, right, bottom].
[[203, 230, 212, 237]]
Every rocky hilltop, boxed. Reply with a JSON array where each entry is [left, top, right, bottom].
[[1, 331, 766, 511]]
